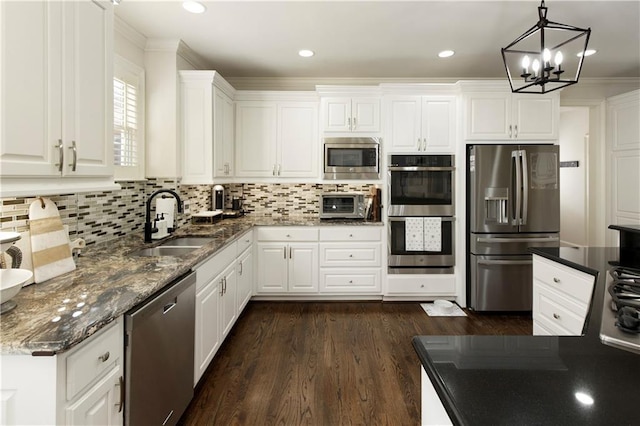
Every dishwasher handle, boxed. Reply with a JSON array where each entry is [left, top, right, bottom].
[[163, 298, 177, 315]]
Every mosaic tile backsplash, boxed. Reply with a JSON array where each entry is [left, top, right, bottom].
[[1, 182, 376, 246]]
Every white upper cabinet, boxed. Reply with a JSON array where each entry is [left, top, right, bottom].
[[386, 96, 456, 153], [0, 0, 114, 182], [235, 93, 319, 179], [321, 97, 381, 133], [464, 91, 559, 140], [180, 71, 235, 184]]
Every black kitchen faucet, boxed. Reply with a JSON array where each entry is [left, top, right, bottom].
[[144, 189, 183, 243]]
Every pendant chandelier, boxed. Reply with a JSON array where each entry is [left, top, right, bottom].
[[501, 0, 591, 94]]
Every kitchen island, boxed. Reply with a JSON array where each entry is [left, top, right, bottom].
[[413, 246, 639, 425]]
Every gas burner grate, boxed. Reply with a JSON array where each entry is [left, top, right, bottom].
[[608, 266, 640, 334]]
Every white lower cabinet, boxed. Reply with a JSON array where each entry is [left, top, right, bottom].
[[255, 227, 319, 294], [386, 274, 456, 298], [532, 254, 595, 336], [0, 317, 124, 425], [319, 226, 382, 294], [421, 367, 453, 426], [193, 230, 254, 385]]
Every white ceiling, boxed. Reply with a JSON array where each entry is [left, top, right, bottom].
[[115, 0, 640, 81]]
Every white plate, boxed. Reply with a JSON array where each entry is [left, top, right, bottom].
[[1, 269, 32, 304]]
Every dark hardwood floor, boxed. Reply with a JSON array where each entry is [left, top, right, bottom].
[[179, 302, 532, 425]]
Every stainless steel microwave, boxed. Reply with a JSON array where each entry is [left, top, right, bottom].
[[323, 137, 380, 180], [320, 193, 366, 219]]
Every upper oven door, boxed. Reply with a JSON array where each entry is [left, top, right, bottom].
[[388, 155, 455, 216], [323, 137, 380, 180]]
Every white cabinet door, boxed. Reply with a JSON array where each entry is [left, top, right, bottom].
[[322, 97, 380, 133], [387, 96, 422, 152], [236, 248, 253, 312], [256, 243, 288, 292], [194, 278, 220, 385], [0, 0, 113, 178], [351, 98, 381, 132], [64, 365, 123, 426], [64, 0, 113, 177], [323, 98, 351, 132], [278, 102, 318, 178], [288, 243, 319, 293], [213, 89, 234, 178], [220, 263, 237, 339], [0, 1, 61, 176], [422, 97, 456, 153], [235, 101, 277, 176], [465, 93, 512, 140], [512, 95, 559, 140]]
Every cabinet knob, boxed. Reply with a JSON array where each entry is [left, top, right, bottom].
[[98, 351, 110, 363], [553, 277, 561, 283], [349, 280, 353, 284], [349, 254, 353, 258], [420, 284, 425, 288], [553, 313, 560, 320], [349, 234, 353, 237]]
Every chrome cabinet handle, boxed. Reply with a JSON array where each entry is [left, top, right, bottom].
[[55, 139, 64, 173], [272, 164, 276, 176], [347, 117, 351, 129], [509, 125, 513, 138], [553, 313, 560, 320], [283, 247, 286, 259], [239, 261, 243, 275], [220, 279, 224, 295], [68, 141, 77, 171], [116, 375, 124, 412], [353, 117, 357, 129], [423, 138, 427, 151], [417, 138, 421, 150], [277, 164, 281, 176], [514, 125, 518, 138], [98, 351, 110, 363], [553, 277, 561, 283], [289, 246, 292, 259]]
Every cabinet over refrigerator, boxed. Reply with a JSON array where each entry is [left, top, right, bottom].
[[467, 144, 560, 311]]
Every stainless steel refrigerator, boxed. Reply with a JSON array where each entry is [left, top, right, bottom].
[[467, 144, 560, 311]]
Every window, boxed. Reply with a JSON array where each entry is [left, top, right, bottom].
[[113, 56, 145, 180]]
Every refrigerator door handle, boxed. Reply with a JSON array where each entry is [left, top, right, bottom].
[[520, 150, 528, 225], [477, 259, 533, 266], [476, 236, 560, 244], [511, 150, 522, 226]]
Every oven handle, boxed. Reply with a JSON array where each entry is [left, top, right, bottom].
[[477, 259, 533, 266], [476, 236, 559, 244], [389, 217, 455, 222], [387, 166, 455, 172]]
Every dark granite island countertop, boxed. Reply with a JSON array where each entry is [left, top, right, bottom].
[[413, 247, 639, 425], [0, 216, 383, 356]]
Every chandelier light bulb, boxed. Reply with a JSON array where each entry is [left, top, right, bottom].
[[554, 51, 563, 66], [532, 59, 540, 76], [543, 48, 551, 63], [522, 55, 530, 69]]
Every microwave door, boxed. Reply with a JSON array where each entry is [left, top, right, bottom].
[[469, 145, 518, 234]]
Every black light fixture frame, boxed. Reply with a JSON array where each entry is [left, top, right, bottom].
[[501, 0, 591, 94]]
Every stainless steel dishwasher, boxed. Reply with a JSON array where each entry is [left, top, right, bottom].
[[125, 271, 196, 426]]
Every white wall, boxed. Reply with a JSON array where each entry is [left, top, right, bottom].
[[559, 107, 589, 246], [114, 16, 145, 68]]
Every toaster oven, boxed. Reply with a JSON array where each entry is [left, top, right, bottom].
[[320, 193, 366, 219]]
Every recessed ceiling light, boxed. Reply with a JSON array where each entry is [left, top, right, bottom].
[[575, 392, 594, 406], [577, 49, 597, 57], [183, 1, 206, 14], [438, 50, 455, 58], [298, 49, 315, 58]]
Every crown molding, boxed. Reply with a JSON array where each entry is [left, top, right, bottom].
[[114, 16, 146, 50], [177, 40, 212, 70], [226, 77, 459, 91], [145, 38, 181, 53]]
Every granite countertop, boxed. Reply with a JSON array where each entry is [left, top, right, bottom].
[[0, 216, 383, 356], [413, 246, 639, 425]]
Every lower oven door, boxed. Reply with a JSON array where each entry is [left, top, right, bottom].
[[388, 217, 454, 267], [470, 254, 532, 311]]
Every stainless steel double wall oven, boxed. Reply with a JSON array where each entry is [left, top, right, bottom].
[[388, 155, 455, 273]]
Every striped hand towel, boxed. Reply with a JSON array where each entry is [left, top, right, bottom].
[[29, 198, 75, 283]]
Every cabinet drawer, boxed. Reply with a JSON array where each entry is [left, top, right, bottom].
[[256, 227, 318, 241], [386, 275, 455, 295], [532, 255, 595, 304], [319, 226, 382, 242], [236, 229, 253, 254], [319, 243, 380, 267], [533, 283, 587, 335], [66, 319, 122, 401], [195, 242, 237, 291], [320, 269, 381, 293]]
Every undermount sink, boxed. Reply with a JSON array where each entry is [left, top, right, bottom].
[[129, 247, 198, 257], [159, 237, 215, 247], [129, 236, 215, 257]]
